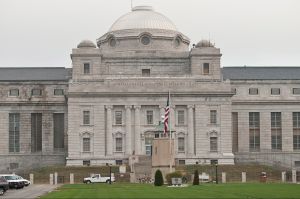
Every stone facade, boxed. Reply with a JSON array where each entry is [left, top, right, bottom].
[[0, 6, 299, 172]]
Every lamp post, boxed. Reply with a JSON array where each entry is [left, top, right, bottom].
[[215, 163, 218, 184], [106, 163, 112, 185]]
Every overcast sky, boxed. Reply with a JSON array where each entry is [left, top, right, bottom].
[[0, 0, 299, 68]]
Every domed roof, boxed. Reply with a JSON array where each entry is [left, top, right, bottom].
[[77, 40, 96, 48], [109, 6, 177, 32], [195, 40, 215, 48]]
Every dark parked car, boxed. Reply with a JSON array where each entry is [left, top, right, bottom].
[[0, 176, 9, 195]]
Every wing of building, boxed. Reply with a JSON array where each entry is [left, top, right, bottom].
[[0, 6, 300, 172]]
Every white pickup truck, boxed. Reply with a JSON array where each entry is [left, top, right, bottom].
[[83, 174, 115, 184]]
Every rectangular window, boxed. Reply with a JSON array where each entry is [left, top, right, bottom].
[[31, 113, 42, 152], [293, 88, 300, 95], [178, 137, 185, 152], [177, 110, 185, 125], [232, 112, 238, 153], [271, 88, 280, 95], [31, 89, 42, 96], [83, 138, 90, 152], [203, 63, 210, 75], [146, 110, 153, 125], [178, 160, 185, 165], [53, 113, 64, 149], [271, 112, 282, 150], [115, 111, 122, 125], [54, 89, 64, 96], [116, 160, 123, 165], [83, 160, 90, 166], [142, 69, 150, 77], [210, 137, 218, 152], [249, 112, 260, 151], [9, 89, 19, 96], [116, 137, 123, 152], [84, 63, 90, 74], [9, 113, 20, 153], [293, 112, 300, 150], [210, 110, 217, 124], [249, 88, 259, 95], [83, 111, 90, 125]]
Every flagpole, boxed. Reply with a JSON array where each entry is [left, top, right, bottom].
[[169, 91, 172, 172]]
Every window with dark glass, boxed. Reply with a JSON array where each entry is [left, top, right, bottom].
[[53, 113, 64, 149], [177, 110, 185, 125], [83, 111, 90, 125], [116, 137, 123, 152], [210, 110, 217, 124], [9, 89, 19, 96], [83, 138, 90, 152], [178, 137, 185, 152], [203, 63, 210, 75], [293, 88, 300, 95], [142, 69, 150, 77], [83, 63, 90, 74], [31, 113, 42, 152], [54, 89, 64, 96], [249, 112, 260, 151], [9, 113, 20, 153], [249, 88, 258, 95], [32, 89, 42, 96], [293, 112, 300, 150], [271, 88, 280, 95], [271, 112, 282, 150], [115, 111, 122, 125], [146, 110, 153, 125], [210, 137, 218, 152]]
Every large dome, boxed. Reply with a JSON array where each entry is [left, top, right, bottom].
[[109, 6, 177, 32]]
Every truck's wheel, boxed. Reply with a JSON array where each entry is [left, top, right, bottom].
[[106, 180, 111, 184], [0, 189, 4, 196], [86, 181, 91, 184]]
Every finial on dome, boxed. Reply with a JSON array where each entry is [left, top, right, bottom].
[[77, 40, 96, 48]]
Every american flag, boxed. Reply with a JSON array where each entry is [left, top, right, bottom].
[[164, 92, 170, 134]]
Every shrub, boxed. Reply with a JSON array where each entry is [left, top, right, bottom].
[[165, 171, 183, 185], [193, 170, 199, 185], [154, 169, 164, 186]]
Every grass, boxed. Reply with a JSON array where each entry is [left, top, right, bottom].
[[41, 183, 300, 199]]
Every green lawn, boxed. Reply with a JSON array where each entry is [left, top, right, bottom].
[[41, 183, 300, 199]]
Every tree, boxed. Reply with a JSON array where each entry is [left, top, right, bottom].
[[193, 170, 199, 185], [154, 169, 164, 186]]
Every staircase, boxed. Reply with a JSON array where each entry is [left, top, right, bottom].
[[132, 155, 152, 183]]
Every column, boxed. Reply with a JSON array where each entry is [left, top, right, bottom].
[[282, 171, 286, 183], [282, 112, 293, 152], [70, 173, 74, 184], [292, 169, 297, 183], [30, 174, 34, 185], [106, 105, 113, 156], [242, 172, 246, 183], [49, 173, 53, 185], [260, 111, 271, 151], [134, 105, 141, 155], [222, 172, 226, 183], [187, 105, 194, 155], [125, 105, 132, 155]]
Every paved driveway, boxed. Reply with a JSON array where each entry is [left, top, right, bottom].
[[2, 184, 60, 199]]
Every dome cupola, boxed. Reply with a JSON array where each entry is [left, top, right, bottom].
[[97, 6, 190, 52]]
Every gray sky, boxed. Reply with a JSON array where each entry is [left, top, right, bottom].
[[0, 0, 299, 68]]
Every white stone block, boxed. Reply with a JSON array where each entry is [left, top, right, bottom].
[[242, 172, 246, 183], [70, 173, 74, 184], [29, 173, 34, 185], [49, 173, 54, 185], [222, 172, 226, 183]]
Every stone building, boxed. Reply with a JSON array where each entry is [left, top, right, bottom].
[[0, 6, 299, 172]]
